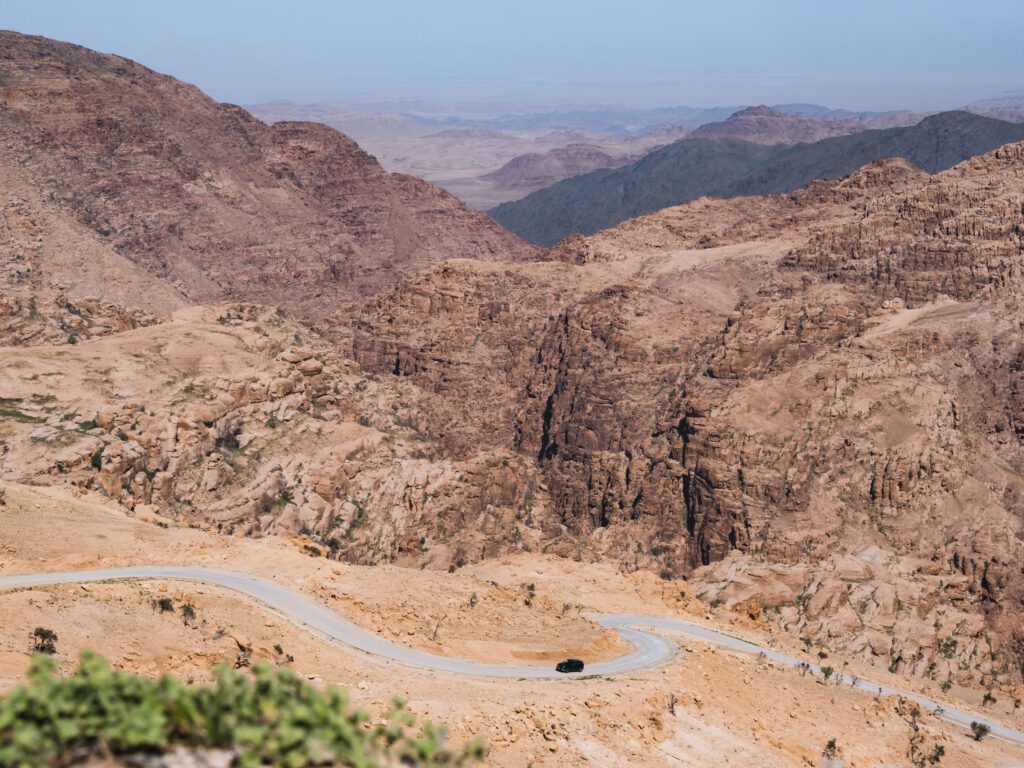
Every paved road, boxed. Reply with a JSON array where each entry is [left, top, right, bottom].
[[2, 566, 1022, 745]]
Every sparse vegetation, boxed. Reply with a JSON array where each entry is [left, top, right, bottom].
[[234, 638, 253, 669], [0, 406, 44, 424], [30, 628, 58, 655], [937, 636, 958, 659], [898, 700, 945, 766], [273, 643, 295, 664], [521, 583, 536, 607], [0, 653, 484, 767], [215, 426, 242, 451], [152, 597, 174, 613], [970, 721, 991, 741]]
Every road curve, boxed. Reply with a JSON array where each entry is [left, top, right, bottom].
[[2, 566, 1022, 745]]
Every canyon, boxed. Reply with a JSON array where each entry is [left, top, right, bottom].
[[3, 28, 1024, 768]]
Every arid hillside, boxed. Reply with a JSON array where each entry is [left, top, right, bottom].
[[0, 31, 536, 327]]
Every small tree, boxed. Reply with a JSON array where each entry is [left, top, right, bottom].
[[521, 583, 536, 607], [180, 603, 196, 626], [822, 738, 838, 759], [234, 639, 253, 669], [31, 628, 58, 655], [821, 666, 834, 683], [970, 722, 990, 741], [897, 699, 945, 766], [152, 597, 174, 613]]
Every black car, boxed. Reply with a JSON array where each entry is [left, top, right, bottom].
[[555, 658, 585, 673]]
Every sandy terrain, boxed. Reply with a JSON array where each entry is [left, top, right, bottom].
[[2, 482, 1024, 767]]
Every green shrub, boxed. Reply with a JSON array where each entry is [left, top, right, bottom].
[[30, 628, 58, 656], [0, 407, 44, 424], [0, 653, 484, 767], [152, 597, 175, 613]]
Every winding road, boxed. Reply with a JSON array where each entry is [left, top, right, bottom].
[[2, 566, 1023, 745]]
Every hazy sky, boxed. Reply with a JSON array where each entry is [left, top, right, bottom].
[[2, 0, 1022, 111]]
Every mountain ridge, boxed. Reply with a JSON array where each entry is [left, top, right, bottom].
[[490, 110, 1024, 246], [0, 29, 536, 329]]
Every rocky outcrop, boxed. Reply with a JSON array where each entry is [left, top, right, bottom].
[[0, 304, 548, 569], [786, 144, 1024, 306], [336, 142, 1024, 681]]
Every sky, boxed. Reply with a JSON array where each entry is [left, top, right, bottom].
[[1, 0, 1022, 112]]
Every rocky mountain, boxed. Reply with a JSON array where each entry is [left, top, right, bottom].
[[490, 111, 1024, 246], [0, 31, 536, 330], [7, 131, 1024, 692], [688, 105, 890, 145], [971, 105, 1024, 123], [481, 143, 641, 192], [321, 142, 1024, 685], [408, 103, 926, 135]]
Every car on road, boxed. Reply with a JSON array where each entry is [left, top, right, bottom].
[[555, 658, 584, 673]]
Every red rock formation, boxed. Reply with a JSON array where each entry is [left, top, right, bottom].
[[334, 142, 1024, 680], [0, 31, 536, 325]]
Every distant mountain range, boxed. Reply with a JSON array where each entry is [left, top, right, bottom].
[[415, 103, 930, 135], [688, 105, 922, 145], [490, 111, 1024, 246], [966, 94, 1024, 124], [250, 96, 1024, 140]]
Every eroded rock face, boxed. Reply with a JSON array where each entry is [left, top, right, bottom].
[[0, 305, 548, 569], [334, 143, 1024, 682]]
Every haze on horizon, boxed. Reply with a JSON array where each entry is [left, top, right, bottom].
[[1, 0, 1022, 114]]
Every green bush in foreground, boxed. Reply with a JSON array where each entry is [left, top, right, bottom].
[[0, 653, 484, 767]]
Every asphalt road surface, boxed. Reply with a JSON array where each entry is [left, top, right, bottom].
[[2, 565, 1022, 745]]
